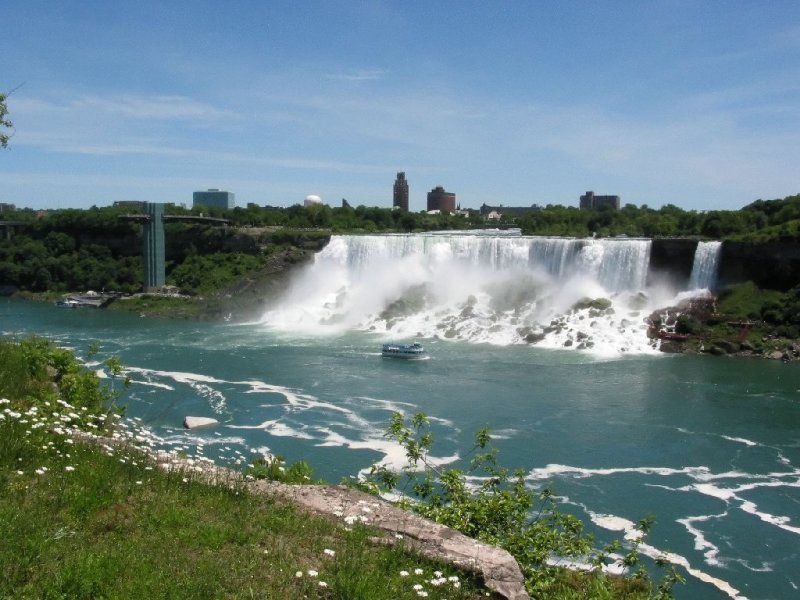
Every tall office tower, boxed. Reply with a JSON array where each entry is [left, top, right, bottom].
[[393, 172, 409, 211]]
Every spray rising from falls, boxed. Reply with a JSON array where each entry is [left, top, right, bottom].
[[261, 232, 673, 355]]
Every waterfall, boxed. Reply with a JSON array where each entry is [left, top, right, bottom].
[[688, 241, 722, 290], [323, 234, 651, 293], [261, 232, 660, 355]]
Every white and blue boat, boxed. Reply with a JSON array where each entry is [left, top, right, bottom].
[[381, 341, 426, 359]]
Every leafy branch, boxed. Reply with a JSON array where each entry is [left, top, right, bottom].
[[0, 84, 23, 149], [363, 411, 683, 598]]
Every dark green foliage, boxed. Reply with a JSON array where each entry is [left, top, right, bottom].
[[759, 284, 800, 338], [169, 252, 264, 295], [717, 281, 785, 321], [0, 207, 143, 293]]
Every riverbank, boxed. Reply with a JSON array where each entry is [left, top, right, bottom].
[[0, 337, 665, 600], [7, 243, 317, 321], [0, 337, 492, 599]]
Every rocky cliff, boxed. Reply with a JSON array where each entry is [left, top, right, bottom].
[[649, 238, 800, 292]]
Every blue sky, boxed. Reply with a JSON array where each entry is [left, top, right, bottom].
[[2, 1, 799, 211]]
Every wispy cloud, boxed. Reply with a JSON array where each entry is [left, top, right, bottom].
[[74, 94, 238, 121], [325, 69, 387, 82], [14, 93, 237, 122]]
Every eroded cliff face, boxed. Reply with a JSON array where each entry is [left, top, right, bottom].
[[649, 238, 800, 292], [647, 239, 697, 289], [718, 240, 800, 291]]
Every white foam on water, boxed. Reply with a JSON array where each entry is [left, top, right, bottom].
[[722, 435, 759, 447], [546, 556, 626, 576], [648, 546, 747, 600], [314, 426, 460, 475], [588, 513, 645, 542], [732, 559, 773, 573], [739, 501, 800, 535], [128, 379, 175, 391], [126, 366, 357, 417], [125, 367, 225, 385], [580, 504, 746, 599], [350, 395, 420, 414], [691, 483, 738, 502], [191, 383, 227, 414], [533, 460, 800, 596], [242, 380, 351, 414], [684, 469, 800, 536], [677, 513, 729, 567], [539, 461, 800, 540], [119, 365, 469, 485], [527, 463, 712, 480], [228, 419, 315, 440]]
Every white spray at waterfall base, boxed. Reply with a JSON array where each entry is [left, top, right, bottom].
[[260, 233, 700, 356]]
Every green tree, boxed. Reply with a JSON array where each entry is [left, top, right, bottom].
[[0, 92, 12, 148], [44, 231, 77, 255]]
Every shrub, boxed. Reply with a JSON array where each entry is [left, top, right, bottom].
[[246, 455, 315, 484], [364, 412, 682, 598]]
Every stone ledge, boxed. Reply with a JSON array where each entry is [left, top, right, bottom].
[[254, 482, 529, 600]]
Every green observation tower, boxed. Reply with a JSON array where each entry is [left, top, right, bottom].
[[120, 203, 230, 293], [142, 202, 166, 291]]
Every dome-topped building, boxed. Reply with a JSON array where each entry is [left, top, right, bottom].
[[304, 194, 323, 207]]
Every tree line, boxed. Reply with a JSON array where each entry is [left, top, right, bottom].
[[1, 193, 798, 295], [515, 194, 800, 239]]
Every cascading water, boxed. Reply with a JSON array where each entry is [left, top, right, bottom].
[[260, 232, 665, 355], [688, 241, 722, 291]]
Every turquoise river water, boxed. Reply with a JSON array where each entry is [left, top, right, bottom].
[[3, 297, 799, 599]]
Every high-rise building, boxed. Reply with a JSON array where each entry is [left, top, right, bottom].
[[393, 172, 409, 211], [579, 191, 620, 210], [426, 186, 456, 213], [193, 189, 235, 209]]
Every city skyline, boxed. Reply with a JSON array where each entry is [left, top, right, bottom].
[[3, 1, 800, 212]]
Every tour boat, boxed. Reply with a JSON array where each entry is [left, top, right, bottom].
[[55, 299, 80, 308], [381, 342, 426, 359]]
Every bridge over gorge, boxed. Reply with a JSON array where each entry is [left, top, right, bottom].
[[120, 203, 230, 292], [0, 220, 27, 240]]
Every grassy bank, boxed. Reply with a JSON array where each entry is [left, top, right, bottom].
[[0, 337, 488, 599]]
